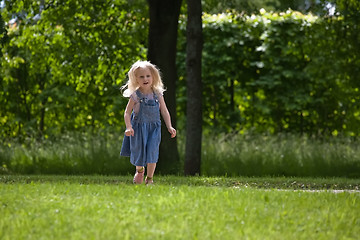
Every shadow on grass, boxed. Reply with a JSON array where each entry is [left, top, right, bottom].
[[1, 174, 360, 191]]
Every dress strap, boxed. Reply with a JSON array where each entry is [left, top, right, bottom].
[[153, 92, 159, 101], [135, 89, 142, 99], [135, 89, 145, 103]]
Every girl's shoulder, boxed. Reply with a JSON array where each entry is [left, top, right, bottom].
[[130, 91, 140, 103], [153, 90, 163, 99]]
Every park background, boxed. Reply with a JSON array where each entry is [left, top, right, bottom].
[[0, 0, 359, 177]]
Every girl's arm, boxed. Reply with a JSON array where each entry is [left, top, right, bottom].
[[124, 98, 135, 136], [159, 95, 177, 138]]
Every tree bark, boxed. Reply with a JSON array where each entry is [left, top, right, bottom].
[[184, 0, 203, 176], [147, 0, 182, 174]]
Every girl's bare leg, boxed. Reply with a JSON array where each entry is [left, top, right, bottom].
[[146, 163, 156, 178], [133, 166, 145, 184]]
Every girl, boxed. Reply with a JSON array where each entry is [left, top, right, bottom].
[[120, 60, 176, 185]]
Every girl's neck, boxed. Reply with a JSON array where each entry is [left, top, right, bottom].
[[138, 87, 153, 95]]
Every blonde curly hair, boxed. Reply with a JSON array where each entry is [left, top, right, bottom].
[[121, 60, 165, 97]]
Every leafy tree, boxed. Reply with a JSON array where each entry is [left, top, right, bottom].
[[177, 8, 360, 136], [0, 0, 148, 139], [304, 0, 360, 135], [1, 0, 359, 144], [202, 0, 321, 14], [253, 11, 316, 133]]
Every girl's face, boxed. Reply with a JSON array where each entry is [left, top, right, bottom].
[[136, 67, 153, 92]]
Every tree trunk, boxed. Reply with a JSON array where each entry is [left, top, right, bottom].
[[147, 0, 182, 174], [184, 0, 203, 176]]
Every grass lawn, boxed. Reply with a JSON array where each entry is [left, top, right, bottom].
[[0, 175, 359, 240]]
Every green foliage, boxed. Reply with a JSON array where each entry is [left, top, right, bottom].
[[0, 0, 148, 139], [177, 8, 360, 136], [0, 14, 7, 47], [1, 175, 359, 240], [1, 1, 360, 141], [202, 0, 316, 14]]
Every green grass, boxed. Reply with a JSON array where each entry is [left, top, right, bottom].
[[0, 132, 134, 175], [1, 132, 360, 177], [1, 175, 359, 240], [202, 133, 360, 177]]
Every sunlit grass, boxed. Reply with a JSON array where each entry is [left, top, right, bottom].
[[0, 175, 359, 240]]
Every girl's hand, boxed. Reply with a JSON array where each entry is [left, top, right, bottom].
[[168, 127, 177, 138], [125, 127, 134, 137]]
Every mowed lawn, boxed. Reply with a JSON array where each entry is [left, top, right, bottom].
[[0, 175, 359, 240]]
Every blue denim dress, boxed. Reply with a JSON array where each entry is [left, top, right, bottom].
[[120, 90, 161, 167]]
